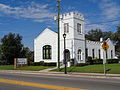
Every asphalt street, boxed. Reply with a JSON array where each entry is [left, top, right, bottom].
[[0, 72, 120, 90]]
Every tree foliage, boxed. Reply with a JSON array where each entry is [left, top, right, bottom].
[[113, 26, 120, 52], [85, 29, 113, 41], [1, 33, 23, 64], [20, 47, 34, 64], [85, 29, 103, 41], [0, 45, 2, 60]]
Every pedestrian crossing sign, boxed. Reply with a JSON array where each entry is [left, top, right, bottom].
[[102, 41, 109, 52]]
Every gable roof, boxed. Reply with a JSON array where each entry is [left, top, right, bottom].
[[35, 28, 57, 40]]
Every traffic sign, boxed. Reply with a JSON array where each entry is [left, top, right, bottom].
[[102, 41, 109, 52]]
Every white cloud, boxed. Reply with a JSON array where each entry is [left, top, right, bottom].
[[86, 24, 108, 31], [86, 0, 120, 32], [85, 19, 108, 32], [0, 2, 55, 23], [67, 6, 75, 10], [100, 1, 120, 19], [34, 19, 47, 23]]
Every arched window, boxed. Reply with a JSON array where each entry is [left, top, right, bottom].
[[43, 45, 51, 59], [77, 49, 82, 61]]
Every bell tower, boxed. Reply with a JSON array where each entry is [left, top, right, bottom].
[[60, 12, 86, 64], [60, 12, 85, 40]]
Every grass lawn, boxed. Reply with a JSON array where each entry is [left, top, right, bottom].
[[15, 66, 54, 71], [0, 65, 14, 70], [54, 64, 120, 74], [0, 65, 54, 71]]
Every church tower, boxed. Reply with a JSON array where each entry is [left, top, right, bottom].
[[60, 12, 86, 64]]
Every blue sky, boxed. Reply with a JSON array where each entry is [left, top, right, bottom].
[[0, 0, 120, 50]]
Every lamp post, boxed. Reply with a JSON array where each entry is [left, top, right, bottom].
[[63, 33, 67, 74]]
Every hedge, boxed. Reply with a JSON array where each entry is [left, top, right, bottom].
[[107, 59, 119, 64], [30, 61, 56, 66], [75, 63, 90, 67], [93, 59, 103, 64]]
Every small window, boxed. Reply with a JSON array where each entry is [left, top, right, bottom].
[[64, 23, 69, 33], [77, 23, 82, 34], [77, 49, 82, 61], [98, 49, 101, 59], [43, 45, 51, 59], [85, 48, 88, 58], [92, 49, 95, 59], [111, 50, 113, 59]]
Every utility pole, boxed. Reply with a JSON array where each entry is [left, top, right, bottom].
[[57, 0, 61, 70]]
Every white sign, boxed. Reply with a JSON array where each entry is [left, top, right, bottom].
[[17, 58, 27, 64]]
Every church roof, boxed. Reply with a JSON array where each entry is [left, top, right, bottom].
[[35, 28, 57, 40]]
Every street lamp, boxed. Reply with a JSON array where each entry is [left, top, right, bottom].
[[63, 33, 67, 74]]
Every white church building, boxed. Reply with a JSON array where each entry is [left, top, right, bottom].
[[34, 12, 115, 65]]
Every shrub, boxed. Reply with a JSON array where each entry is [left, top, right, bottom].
[[30, 61, 56, 66], [107, 59, 119, 64], [86, 56, 93, 65], [30, 61, 44, 66], [75, 63, 89, 67], [43, 63, 56, 66], [93, 59, 103, 64]]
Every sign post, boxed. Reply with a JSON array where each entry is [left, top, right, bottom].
[[14, 58, 28, 69], [102, 41, 109, 75]]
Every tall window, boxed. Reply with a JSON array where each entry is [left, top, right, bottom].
[[43, 45, 51, 59], [111, 50, 113, 59], [92, 49, 95, 59], [64, 23, 69, 33], [85, 48, 88, 58], [98, 49, 101, 59], [77, 49, 82, 61], [77, 23, 82, 34]]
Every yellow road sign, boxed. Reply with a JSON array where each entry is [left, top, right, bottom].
[[102, 41, 109, 51]]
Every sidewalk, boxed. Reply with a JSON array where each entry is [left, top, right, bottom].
[[39, 67, 58, 72], [0, 70, 120, 79]]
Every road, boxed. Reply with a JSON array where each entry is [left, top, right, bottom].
[[0, 72, 120, 90]]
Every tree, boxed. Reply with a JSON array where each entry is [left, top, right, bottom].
[[20, 47, 34, 65], [113, 26, 120, 53], [102, 31, 113, 40], [85, 29, 103, 41], [0, 45, 2, 60], [85, 29, 114, 41], [1, 33, 23, 64]]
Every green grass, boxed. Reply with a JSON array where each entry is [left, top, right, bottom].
[[15, 66, 54, 71], [1, 64, 120, 74], [54, 64, 120, 74], [0, 65, 54, 71], [0, 65, 14, 70]]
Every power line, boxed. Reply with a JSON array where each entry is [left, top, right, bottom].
[[86, 19, 120, 26], [61, 19, 119, 33], [85, 13, 120, 19], [61, 19, 120, 29]]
